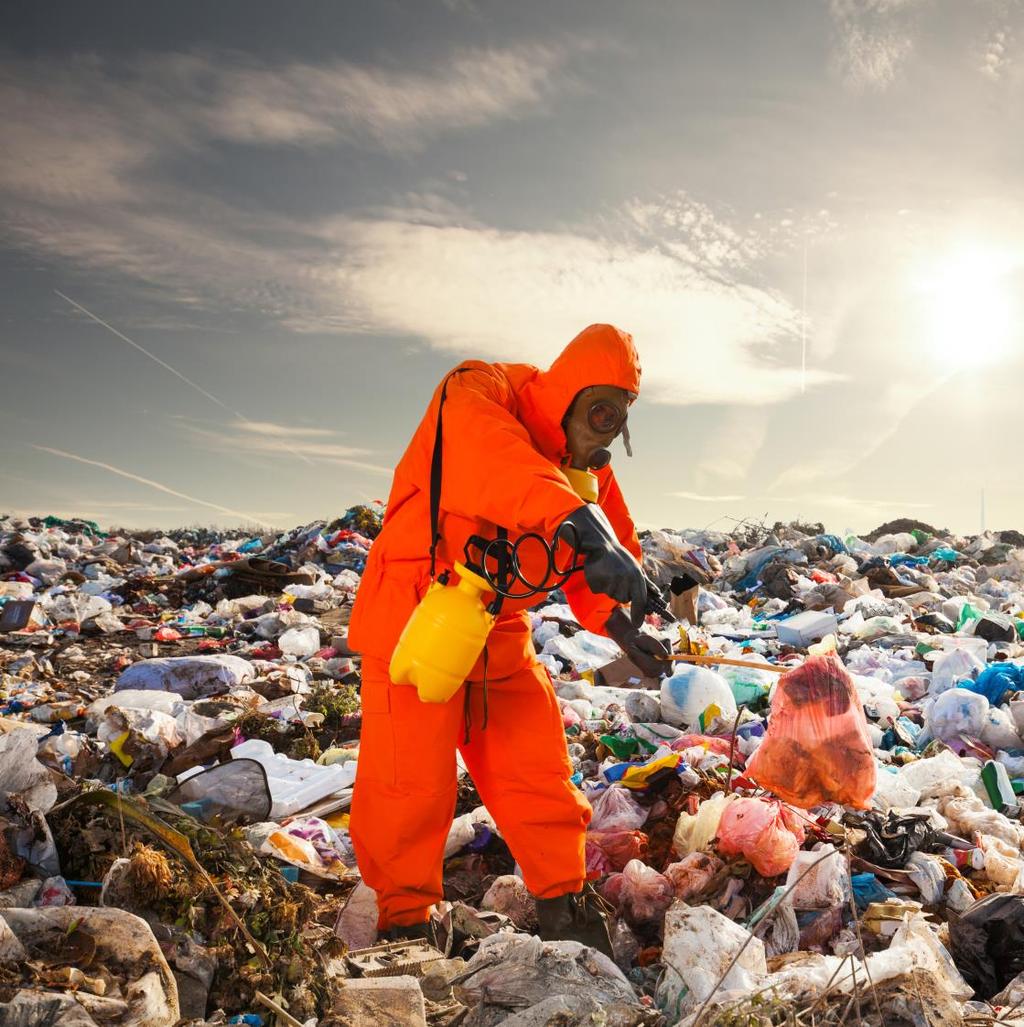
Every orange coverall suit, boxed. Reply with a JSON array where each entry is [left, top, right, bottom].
[[347, 324, 643, 929]]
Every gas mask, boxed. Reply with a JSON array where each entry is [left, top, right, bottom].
[[562, 385, 635, 471]]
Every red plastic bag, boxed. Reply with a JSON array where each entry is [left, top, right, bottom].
[[618, 858, 675, 926], [746, 653, 876, 809], [585, 830, 649, 875], [716, 797, 806, 877]]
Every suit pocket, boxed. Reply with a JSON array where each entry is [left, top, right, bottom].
[[357, 676, 396, 787]]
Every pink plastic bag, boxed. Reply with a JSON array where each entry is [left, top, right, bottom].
[[585, 830, 649, 875], [663, 852, 725, 901], [618, 859, 675, 926], [745, 653, 876, 809], [716, 796, 806, 877], [669, 734, 734, 758], [589, 786, 649, 832]]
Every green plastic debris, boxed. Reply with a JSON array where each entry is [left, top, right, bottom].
[[728, 680, 768, 707], [599, 734, 640, 760], [42, 515, 105, 538], [957, 603, 982, 631]]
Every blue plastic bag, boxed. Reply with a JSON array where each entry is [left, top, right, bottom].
[[963, 664, 1024, 705], [851, 872, 897, 911]]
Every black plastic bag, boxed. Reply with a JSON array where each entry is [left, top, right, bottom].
[[949, 894, 1024, 999]]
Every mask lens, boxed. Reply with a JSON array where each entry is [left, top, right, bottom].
[[588, 400, 624, 434]]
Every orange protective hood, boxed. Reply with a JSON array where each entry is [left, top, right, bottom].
[[514, 324, 642, 462]]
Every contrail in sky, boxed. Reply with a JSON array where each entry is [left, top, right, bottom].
[[53, 290, 313, 464], [32, 445, 275, 526]]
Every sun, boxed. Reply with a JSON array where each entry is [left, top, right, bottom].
[[916, 245, 1016, 368]]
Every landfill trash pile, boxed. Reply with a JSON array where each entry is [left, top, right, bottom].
[[2, 509, 1024, 1025]]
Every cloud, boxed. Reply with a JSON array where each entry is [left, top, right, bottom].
[[31, 445, 278, 526], [233, 421, 339, 439], [201, 45, 578, 150], [980, 27, 1012, 80], [670, 491, 747, 503], [315, 214, 839, 407], [173, 420, 394, 475], [0, 43, 581, 171], [1, 51, 839, 409], [828, 0, 927, 91]]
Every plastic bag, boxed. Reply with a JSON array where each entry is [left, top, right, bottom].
[[261, 816, 351, 878], [585, 830, 648, 874], [167, 759, 272, 824], [978, 834, 1024, 890], [656, 903, 767, 1020], [867, 912, 972, 999], [278, 624, 320, 657], [905, 852, 946, 905], [672, 791, 734, 857], [745, 654, 876, 809], [925, 687, 989, 742], [663, 852, 724, 901], [716, 797, 806, 877], [949, 894, 1024, 999], [785, 844, 850, 910], [589, 786, 649, 832], [966, 662, 1024, 704], [618, 859, 674, 927], [481, 875, 536, 928], [660, 665, 738, 730], [938, 793, 1024, 849], [930, 647, 986, 696], [980, 705, 1022, 750]]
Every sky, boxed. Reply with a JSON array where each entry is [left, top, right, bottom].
[[2, 0, 1024, 537]]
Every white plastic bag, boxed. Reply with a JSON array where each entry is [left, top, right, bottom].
[[656, 902, 767, 1020], [660, 666, 737, 730], [589, 786, 648, 832], [925, 688, 989, 741], [785, 844, 850, 911], [930, 647, 986, 695], [278, 625, 320, 657], [672, 792, 734, 857]]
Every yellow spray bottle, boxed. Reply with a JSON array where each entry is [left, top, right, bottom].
[[389, 562, 496, 704]]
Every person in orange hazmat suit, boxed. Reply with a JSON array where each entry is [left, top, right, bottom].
[[347, 323, 670, 955]]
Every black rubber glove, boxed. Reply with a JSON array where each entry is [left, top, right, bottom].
[[605, 607, 672, 678], [558, 504, 647, 627], [644, 574, 676, 623]]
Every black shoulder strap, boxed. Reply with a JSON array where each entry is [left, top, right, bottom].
[[429, 369, 463, 579], [428, 367, 510, 585]]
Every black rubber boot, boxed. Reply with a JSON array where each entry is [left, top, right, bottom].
[[535, 885, 615, 959]]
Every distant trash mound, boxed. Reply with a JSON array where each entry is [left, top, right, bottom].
[[864, 517, 945, 542]]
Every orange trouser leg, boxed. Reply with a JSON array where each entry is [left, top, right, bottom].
[[350, 657, 464, 929], [458, 660, 591, 899], [350, 657, 591, 929]]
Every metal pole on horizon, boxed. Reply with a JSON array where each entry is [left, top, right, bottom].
[[801, 239, 808, 395]]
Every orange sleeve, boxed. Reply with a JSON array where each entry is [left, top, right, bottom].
[[438, 366, 583, 536], [561, 467, 642, 634]]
